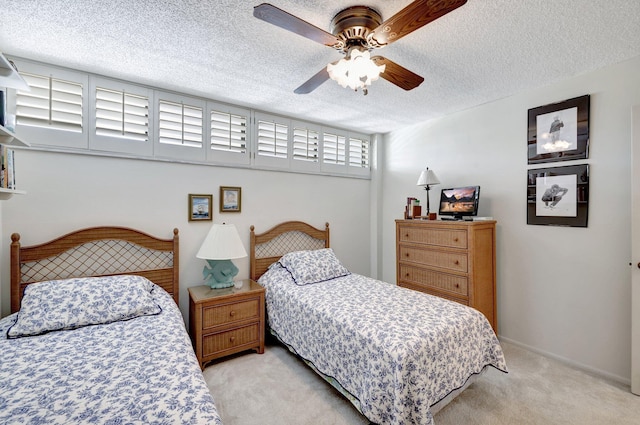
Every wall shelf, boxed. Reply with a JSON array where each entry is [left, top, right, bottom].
[[0, 124, 30, 147], [0, 187, 26, 200], [0, 52, 30, 91]]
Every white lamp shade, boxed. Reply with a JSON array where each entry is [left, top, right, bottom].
[[196, 223, 247, 260], [416, 168, 440, 187]]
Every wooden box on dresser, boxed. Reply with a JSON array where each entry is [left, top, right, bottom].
[[189, 280, 265, 369], [395, 219, 498, 333]]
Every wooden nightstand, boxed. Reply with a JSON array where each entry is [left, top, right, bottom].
[[188, 280, 265, 369]]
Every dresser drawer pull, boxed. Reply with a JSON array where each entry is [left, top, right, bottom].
[[454, 260, 459, 265], [229, 336, 236, 343], [229, 310, 236, 317]]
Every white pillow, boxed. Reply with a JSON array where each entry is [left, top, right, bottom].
[[7, 275, 161, 338], [278, 248, 350, 285]]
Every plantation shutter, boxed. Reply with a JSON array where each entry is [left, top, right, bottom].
[[95, 87, 148, 141], [9, 60, 88, 149], [155, 92, 205, 161], [159, 100, 203, 148], [292, 126, 319, 162], [349, 136, 370, 168], [16, 73, 83, 133], [254, 112, 290, 169], [323, 132, 346, 165], [210, 110, 247, 153]]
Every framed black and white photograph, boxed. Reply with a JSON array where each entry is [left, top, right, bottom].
[[527, 164, 589, 227], [220, 186, 241, 213], [527, 95, 590, 164], [188, 194, 213, 221]]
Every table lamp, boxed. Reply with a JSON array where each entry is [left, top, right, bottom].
[[416, 167, 440, 216], [196, 223, 247, 289]]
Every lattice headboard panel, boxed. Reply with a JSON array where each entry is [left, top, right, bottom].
[[250, 221, 330, 280], [11, 227, 179, 313]]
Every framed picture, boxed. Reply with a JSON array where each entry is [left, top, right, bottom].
[[220, 186, 241, 213], [527, 95, 590, 164], [188, 194, 213, 221], [527, 164, 589, 227]]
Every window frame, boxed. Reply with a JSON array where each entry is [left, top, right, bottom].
[[205, 101, 251, 166]]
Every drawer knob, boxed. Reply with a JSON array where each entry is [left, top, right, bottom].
[[454, 238, 458, 242], [229, 310, 236, 317], [455, 284, 460, 288], [405, 273, 410, 277], [229, 336, 236, 343], [454, 260, 459, 265]]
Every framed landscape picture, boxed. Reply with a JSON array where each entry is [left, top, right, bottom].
[[527, 95, 590, 164], [527, 164, 589, 227]]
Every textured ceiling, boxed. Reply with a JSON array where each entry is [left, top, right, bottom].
[[2, 0, 640, 134]]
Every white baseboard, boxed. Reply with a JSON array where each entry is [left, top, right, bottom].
[[498, 335, 630, 387]]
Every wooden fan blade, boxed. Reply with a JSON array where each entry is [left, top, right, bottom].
[[371, 56, 424, 91], [294, 67, 331, 94], [253, 3, 342, 48], [369, 0, 467, 47]]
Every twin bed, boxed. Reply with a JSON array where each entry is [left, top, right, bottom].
[[250, 221, 507, 425], [1, 227, 222, 425], [2, 221, 506, 425]]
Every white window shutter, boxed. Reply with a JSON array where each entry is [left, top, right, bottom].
[[254, 112, 290, 169], [8, 59, 88, 149], [291, 120, 320, 172], [206, 101, 250, 165], [321, 127, 348, 174], [348, 133, 371, 176], [154, 91, 205, 161], [89, 76, 153, 156]]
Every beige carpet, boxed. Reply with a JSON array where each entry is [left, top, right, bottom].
[[203, 340, 640, 425]]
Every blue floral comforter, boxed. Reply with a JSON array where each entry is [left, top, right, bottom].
[[0, 277, 222, 425], [259, 265, 507, 425]]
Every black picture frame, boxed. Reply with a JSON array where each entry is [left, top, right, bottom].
[[527, 95, 590, 164], [527, 164, 589, 227]]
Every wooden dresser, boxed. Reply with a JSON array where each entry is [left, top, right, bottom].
[[188, 280, 265, 369], [395, 219, 497, 332]]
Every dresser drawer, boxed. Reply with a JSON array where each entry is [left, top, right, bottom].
[[400, 282, 469, 305], [399, 264, 468, 297], [398, 226, 467, 249], [203, 324, 259, 357], [202, 298, 260, 328], [398, 245, 468, 273]]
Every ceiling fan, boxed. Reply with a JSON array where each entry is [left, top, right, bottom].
[[253, 0, 467, 95]]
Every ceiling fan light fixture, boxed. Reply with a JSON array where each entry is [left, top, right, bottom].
[[327, 48, 386, 93]]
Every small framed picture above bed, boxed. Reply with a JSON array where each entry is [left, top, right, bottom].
[[189, 194, 213, 221], [220, 186, 241, 213]]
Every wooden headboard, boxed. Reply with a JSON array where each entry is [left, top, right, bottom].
[[10, 226, 180, 313], [250, 221, 330, 281]]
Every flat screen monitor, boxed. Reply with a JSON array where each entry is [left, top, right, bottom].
[[438, 186, 480, 219]]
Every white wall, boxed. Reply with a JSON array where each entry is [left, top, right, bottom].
[[380, 55, 640, 384], [0, 150, 372, 319]]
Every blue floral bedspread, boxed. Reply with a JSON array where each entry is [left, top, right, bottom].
[[0, 280, 222, 425], [259, 266, 507, 425]]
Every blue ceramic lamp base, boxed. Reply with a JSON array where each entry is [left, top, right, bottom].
[[202, 259, 239, 289]]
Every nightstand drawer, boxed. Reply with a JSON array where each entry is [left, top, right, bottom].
[[399, 245, 468, 273], [399, 264, 468, 297], [203, 298, 260, 328], [203, 324, 259, 357]]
